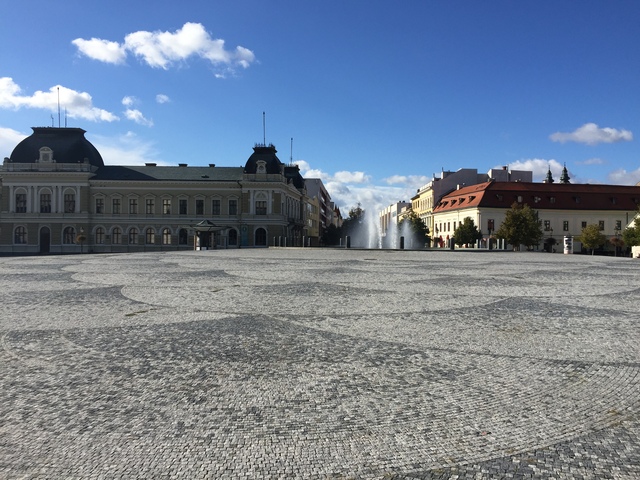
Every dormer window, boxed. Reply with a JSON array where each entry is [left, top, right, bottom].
[[39, 147, 53, 163], [256, 160, 267, 174]]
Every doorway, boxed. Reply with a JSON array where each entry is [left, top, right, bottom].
[[39, 227, 51, 254]]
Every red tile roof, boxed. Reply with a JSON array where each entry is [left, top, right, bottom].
[[433, 181, 640, 213]]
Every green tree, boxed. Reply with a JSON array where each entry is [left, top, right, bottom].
[[321, 224, 342, 245], [494, 202, 544, 250], [398, 211, 430, 247], [622, 211, 640, 248], [578, 224, 607, 255], [341, 203, 365, 238], [453, 217, 482, 247]]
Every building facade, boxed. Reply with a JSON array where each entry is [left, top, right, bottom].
[[411, 167, 532, 239], [1, 127, 307, 254], [431, 180, 640, 251]]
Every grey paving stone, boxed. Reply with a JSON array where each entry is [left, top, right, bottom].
[[0, 249, 638, 479]]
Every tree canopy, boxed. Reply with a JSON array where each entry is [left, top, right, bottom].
[[494, 202, 544, 250], [622, 211, 640, 247], [398, 211, 430, 247], [578, 224, 607, 255], [453, 217, 482, 247]]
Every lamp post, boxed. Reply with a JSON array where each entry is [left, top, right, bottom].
[[614, 226, 621, 257]]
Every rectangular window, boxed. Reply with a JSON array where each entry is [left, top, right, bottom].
[[581, 221, 587, 229], [615, 220, 622, 231], [256, 200, 267, 215], [40, 193, 51, 213], [64, 193, 75, 213], [129, 198, 138, 214], [113, 198, 121, 214], [16, 193, 27, 213], [544, 220, 551, 231], [179, 199, 188, 215], [229, 199, 238, 216], [212, 199, 221, 215], [162, 199, 171, 215], [95, 198, 104, 214], [196, 199, 204, 215], [487, 219, 495, 232], [146, 198, 154, 214], [598, 220, 605, 231], [563, 221, 569, 232]]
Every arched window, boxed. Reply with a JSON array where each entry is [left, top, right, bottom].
[[178, 228, 188, 245], [15, 190, 27, 213], [40, 190, 52, 213], [14, 226, 27, 244], [146, 228, 155, 244], [228, 228, 238, 246], [162, 228, 172, 245], [255, 227, 267, 246], [95, 227, 105, 244], [128, 228, 138, 245], [64, 190, 76, 213], [112, 227, 122, 244], [63, 226, 76, 244]]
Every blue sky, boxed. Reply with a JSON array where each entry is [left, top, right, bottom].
[[1, 1, 639, 212]]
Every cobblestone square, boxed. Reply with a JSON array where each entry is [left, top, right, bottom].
[[1, 249, 638, 479]]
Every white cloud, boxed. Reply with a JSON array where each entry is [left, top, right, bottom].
[[295, 159, 417, 214], [550, 123, 633, 146], [0, 126, 27, 158], [122, 96, 137, 107], [504, 158, 565, 182], [0, 77, 118, 122], [124, 108, 153, 126], [333, 170, 370, 184], [384, 174, 430, 187], [72, 38, 127, 64], [576, 157, 605, 166], [606, 167, 640, 186], [73, 22, 256, 74], [91, 131, 166, 166], [156, 94, 170, 104]]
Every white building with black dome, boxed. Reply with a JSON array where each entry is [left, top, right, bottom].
[[1, 127, 308, 254]]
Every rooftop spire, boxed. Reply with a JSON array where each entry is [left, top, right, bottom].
[[544, 165, 554, 184], [559, 163, 571, 184]]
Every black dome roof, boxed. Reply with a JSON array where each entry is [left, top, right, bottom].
[[244, 144, 283, 174], [9, 127, 104, 167]]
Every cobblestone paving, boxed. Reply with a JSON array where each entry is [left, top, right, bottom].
[[0, 249, 638, 479]]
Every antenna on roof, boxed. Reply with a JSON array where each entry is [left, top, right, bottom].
[[262, 111, 266, 145], [57, 87, 61, 128], [290, 137, 293, 165], [64, 108, 67, 128], [51, 115, 54, 127]]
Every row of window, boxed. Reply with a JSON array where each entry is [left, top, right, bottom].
[[13, 226, 241, 246], [95, 197, 240, 216], [435, 219, 624, 235], [15, 192, 76, 214]]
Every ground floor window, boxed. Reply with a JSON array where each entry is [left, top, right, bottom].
[[128, 228, 138, 245], [63, 226, 76, 244], [146, 228, 155, 244], [95, 227, 105, 244], [14, 226, 27, 244], [162, 228, 172, 245], [112, 227, 122, 244]]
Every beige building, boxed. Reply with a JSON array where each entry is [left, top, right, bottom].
[[432, 180, 640, 252], [1, 127, 308, 254], [412, 167, 532, 240]]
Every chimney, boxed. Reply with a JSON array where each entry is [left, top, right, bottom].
[[178, 163, 188, 167], [145, 163, 157, 167]]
